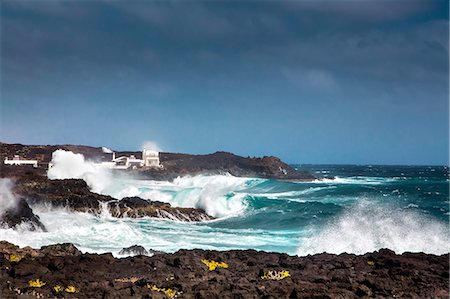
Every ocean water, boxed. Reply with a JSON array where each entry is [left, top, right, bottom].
[[1, 162, 449, 257]]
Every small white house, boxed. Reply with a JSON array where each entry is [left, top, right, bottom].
[[98, 149, 162, 170], [4, 155, 38, 168], [143, 149, 161, 167]]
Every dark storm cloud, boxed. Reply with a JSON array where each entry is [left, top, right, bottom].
[[1, 0, 448, 164], [3, 1, 446, 85]]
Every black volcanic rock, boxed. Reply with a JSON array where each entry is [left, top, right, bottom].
[[5, 171, 213, 222], [118, 245, 148, 256], [108, 197, 212, 221], [40, 243, 82, 257], [0, 241, 448, 299], [0, 197, 46, 231]]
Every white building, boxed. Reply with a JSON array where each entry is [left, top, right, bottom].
[[4, 155, 38, 168], [97, 149, 162, 170], [143, 149, 161, 167]]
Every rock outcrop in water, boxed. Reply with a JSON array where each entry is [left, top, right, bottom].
[[0, 241, 448, 298], [0, 166, 213, 225], [118, 245, 149, 256], [0, 197, 46, 231]]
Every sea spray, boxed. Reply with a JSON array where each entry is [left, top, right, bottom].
[[47, 150, 113, 194], [47, 150, 259, 218], [0, 178, 18, 217], [297, 200, 450, 256], [6, 161, 444, 256]]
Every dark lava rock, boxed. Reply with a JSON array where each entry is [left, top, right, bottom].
[[0, 241, 448, 299], [119, 245, 148, 256], [15, 175, 110, 214], [40, 243, 82, 257], [5, 171, 213, 222], [109, 197, 213, 221], [137, 151, 316, 181], [0, 197, 46, 231]]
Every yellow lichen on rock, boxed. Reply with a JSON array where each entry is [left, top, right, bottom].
[[29, 279, 46, 288], [367, 260, 375, 265], [53, 285, 63, 293], [148, 284, 179, 298], [65, 285, 77, 293], [201, 259, 229, 271], [261, 270, 290, 280], [7, 254, 21, 262]]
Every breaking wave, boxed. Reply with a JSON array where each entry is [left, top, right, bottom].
[[47, 150, 263, 218], [1, 161, 448, 256], [297, 201, 450, 256], [47, 150, 113, 194]]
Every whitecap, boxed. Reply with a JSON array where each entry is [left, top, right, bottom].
[[297, 201, 450, 256]]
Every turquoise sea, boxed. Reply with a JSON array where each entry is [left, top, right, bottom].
[[1, 164, 449, 256]]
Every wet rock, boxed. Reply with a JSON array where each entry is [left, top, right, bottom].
[[108, 197, 213, 221], [10, 174, 213, 221], [0, 197, 46, 231], [119, 245, 148, 256]]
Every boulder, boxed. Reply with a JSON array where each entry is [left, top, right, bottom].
[[0, 197, 46, 231], [118, 245, 148, 256]]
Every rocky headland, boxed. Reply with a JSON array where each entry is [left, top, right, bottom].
[[0, 241, 448, 299], [0, 142, 315, 181]]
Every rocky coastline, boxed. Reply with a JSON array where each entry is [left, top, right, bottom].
[[0, 143, 316, 181], [0, 241, 448, 299], [1, 142, 448, 298], [0, 166, 213, 230], [0, 141, 315, 227]]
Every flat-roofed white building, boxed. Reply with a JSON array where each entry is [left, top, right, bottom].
[[4, 155, 38, 168], [143, 149, 161, 167], [95, 148, 162, 170]]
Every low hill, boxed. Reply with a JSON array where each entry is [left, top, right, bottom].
[[0, 142, 314, 180]]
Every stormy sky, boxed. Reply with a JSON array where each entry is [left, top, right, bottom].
[[1, 0, 448, 165]]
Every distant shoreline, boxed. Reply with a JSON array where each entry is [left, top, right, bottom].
[[0, 142, 316, 181]]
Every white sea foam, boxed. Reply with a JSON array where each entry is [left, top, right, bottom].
[[132, 175, 256, 218], [249, 186, 335, 199], [0, 205, 296, 256], [47, 150, 260, 218], [47, 150, 113, 194], [0, 178, 17, 217], [297, 201, 450, 256], [310, 176, 397, 185]]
